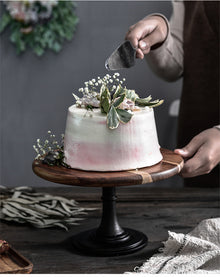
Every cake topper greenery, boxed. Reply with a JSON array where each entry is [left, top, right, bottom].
[[73, 73, 164, 129], [0, 0, 78, 56]]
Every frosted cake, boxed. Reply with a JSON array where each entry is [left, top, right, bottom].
[[64, 73, 163, 171]]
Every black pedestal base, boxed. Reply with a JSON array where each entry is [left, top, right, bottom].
[[71, 227, 148, 256]]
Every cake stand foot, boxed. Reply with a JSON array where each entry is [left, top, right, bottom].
[[70, 187, 148, 256]]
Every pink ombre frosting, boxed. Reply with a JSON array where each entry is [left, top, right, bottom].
[[64, 105, 162, 171]]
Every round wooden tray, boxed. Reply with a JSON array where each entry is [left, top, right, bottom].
[[32, 148, 183, 257], [32, 148, 183, 187]]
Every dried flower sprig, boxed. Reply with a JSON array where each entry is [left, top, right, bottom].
[[73, 73, 164, 129], [33, 131, 69, 167]]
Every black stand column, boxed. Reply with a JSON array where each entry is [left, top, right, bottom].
[[71, 187, 148, 256]]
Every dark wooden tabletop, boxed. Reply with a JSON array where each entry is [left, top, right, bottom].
[[1, 186, 219, 274]]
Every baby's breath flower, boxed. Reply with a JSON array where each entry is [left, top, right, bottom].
[[76, 100, 82, 106], [92, 78, 96, 82], [84, 87, 89, 94], [78, 88, 84, 93], [89, 81, 93, 85], [34, 131, 66, 165], [48, 130, 51, 134], [33, 145, 39, 153]]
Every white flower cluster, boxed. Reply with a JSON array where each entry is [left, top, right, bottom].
[[75, 73, 126, 109], [4, 0, 58, 23], [33, 130, 63, 160]]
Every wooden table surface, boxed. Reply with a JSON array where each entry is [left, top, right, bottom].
[[1, 186, 219, 274]]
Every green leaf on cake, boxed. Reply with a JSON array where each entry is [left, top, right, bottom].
[[135, 96, 163, 107], [135, 96, 152, 106], [100, 85, 111, 114], [107, 105, 119, 129], [116, 108, 133, 124], [147, 99, 164, 107], [113, 84, 124, 99], [113, 93, 126, 108], [125, 89, 139, 102]]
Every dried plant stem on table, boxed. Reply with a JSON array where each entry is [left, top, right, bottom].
[[0, 186, 97, 230]]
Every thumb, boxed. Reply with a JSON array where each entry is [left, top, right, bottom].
[[174, 137, 203, 158], [138, 29, 164, 55]]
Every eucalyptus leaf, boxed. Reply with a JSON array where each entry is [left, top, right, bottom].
[[0, 186, 98, 230], [107, 105, 119, 129], [116, 108, 133, 124]]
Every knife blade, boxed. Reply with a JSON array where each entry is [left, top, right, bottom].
[[105, 40, 136, 71]]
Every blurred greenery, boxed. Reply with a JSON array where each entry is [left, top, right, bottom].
[[0, 1, 79, 56]]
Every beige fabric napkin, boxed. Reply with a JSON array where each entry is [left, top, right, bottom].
[[127, 218, 220, 274]]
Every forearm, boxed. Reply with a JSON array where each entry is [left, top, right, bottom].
[[145, 2, 184, 82]]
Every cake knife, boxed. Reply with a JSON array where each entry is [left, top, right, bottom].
[[105, 40, 136, 71]]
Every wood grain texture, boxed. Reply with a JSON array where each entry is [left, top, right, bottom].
[[32, 148, 184, 187], [1, 186, 219, 274], [0, 246, 33, 274]]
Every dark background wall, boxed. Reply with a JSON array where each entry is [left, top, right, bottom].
[[0, 1, 183, 188]]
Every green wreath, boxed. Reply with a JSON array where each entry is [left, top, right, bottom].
[[0, 1, 78, 56]]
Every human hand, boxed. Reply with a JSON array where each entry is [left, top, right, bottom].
[[125, 15, 168, 59], [174, 128, 220, 178]]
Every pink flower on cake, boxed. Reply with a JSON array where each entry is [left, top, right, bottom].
[[118, 98, 135, 111]]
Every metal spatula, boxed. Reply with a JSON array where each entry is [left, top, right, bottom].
[[105, 40, 136, 71]]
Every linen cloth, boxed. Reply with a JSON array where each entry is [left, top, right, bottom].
[[128, 218, 220, 274]]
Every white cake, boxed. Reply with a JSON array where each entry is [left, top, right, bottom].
[[64, 105, 162, 171]]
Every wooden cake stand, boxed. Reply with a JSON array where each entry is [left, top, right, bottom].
[[32, 148, 183, 257]]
